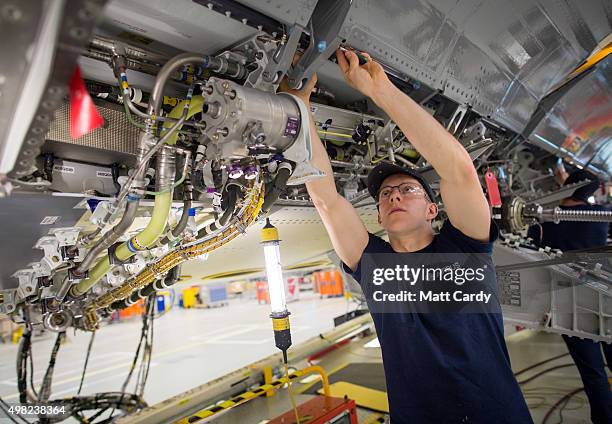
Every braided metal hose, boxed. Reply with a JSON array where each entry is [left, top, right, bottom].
[[540, 207, 612, 224], [82, 178, 264, 330]]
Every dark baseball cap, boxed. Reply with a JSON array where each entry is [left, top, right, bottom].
[[564, 169, 600, 202], [367, 162, 436, 202]]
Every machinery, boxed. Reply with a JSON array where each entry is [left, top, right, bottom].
[[0, 0, 611, 421]]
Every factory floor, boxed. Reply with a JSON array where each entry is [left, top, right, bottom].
[[0, 292, 351, 407], [0, 295, 605, 423]]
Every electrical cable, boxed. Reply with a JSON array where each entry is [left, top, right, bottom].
[[77, 332, 96, 395], [518, 364, 575, 385], [27, 338, 37, 400], [111, 296, 155, 418], [514, 353, 571, 377], [284, 363, 301, 424], [541, 387, 584, 424], [16, 328, 32, 404], [38, 332, 65, 402], [0, 395, 31, 424]]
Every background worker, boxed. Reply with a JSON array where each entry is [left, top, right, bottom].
[[530, 169, 611, 424]]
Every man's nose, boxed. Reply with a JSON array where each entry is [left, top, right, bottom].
[[389, 187, 402, 203]]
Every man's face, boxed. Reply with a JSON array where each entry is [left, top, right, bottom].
[[376, 174, 437, 234]]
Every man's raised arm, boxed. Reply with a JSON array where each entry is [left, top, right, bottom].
[[281, 76, 368, 271], [336, 50, 491, 241]]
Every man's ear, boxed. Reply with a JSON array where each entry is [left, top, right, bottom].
[[377, 211, 382, 225], [426, 202, 438, 220]]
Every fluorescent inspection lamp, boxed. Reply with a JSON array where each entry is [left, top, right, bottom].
[[260, 218, 292, 362]]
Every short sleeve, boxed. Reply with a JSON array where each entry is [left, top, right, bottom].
[[438, 220, 499, 254], [340, 233, 391, 283]]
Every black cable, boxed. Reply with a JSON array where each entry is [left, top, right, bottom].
[[77, 332, 96, 395], [514, 353, 570, 377], [137, 298, 155, 397], [112, 296, 154, 418], [16, 329, 32, 404], [518, 364, 575, 385], [38, 332, 65, 402], [0, 395, 31, 424], [27, 340, 37, 400], [541, 387, 584, 424]]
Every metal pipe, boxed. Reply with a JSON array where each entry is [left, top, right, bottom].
[[334, 172, 368, 179], [394, 154, 417, 168], [75, 198, 140, 274], [330, 160, 374, 170], [155, 146, 177, 192], [77, 228, 101, 247], [539, 207, 612, 224], [115, 113, 186, 206], [72, 149, 177, 296], [54, 276, 72, 303], [349, 190, 372, 205], [148, 53, 246, 117]]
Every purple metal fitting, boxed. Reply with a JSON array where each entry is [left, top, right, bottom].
[[228, 163, 243, 179]]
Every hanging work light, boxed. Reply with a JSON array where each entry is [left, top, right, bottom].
[[260, 218, 292, 362]]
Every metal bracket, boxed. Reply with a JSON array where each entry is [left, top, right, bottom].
[[261, 24, 305, 86], [286, 0, 353, 90], [50, 226, 82, 246], [0, 290, 17, 314]]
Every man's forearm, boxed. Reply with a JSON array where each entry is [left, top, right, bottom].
[[371, 81, 474, 181], [304, 114, 340, 207]]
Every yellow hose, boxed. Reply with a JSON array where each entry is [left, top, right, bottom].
[[74, 96, 202, 296], [73, 191, 173, 296], [82, 180, 264, 329], [162, 95, 205, 145]]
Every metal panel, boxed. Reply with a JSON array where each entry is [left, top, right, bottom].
[[334, 0, 611, 135], [528, 55, 612, 175], [494, 244, 612, 342], [5, 0, 108, 178], [0, 193, 84, 290], [102, 0, 258, 55], [45, 100, 141, 162]]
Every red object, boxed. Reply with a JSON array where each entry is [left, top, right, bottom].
[[268, 395, 358, 424], [69, 66, 104, 139], [287, 278, 296, 296], [256, 280, 270, 304], [315, 271, 343, 297], [307, 338, 351, 363], [484, 170, 502, 207]]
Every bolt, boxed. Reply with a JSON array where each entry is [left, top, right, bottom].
[[222, 81, 230, 90], [2, 4, 22, 22]]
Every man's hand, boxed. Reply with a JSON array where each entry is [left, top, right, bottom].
[[335, 49, 390, 100], [278, 71, 318, 106]]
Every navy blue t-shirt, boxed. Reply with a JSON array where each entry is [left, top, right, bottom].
[[342, 220, 532, 423], [529, 204, 610, 251]]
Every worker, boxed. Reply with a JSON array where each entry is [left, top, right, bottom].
[[529, 169, 611, 424], [282, 50, 532, 422]]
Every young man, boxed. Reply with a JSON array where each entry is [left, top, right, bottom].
[[285, 50, 532, 422], [530, 170, 611, 424]]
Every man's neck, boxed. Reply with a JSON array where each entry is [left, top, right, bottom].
[[388, 227, 435, 252]]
